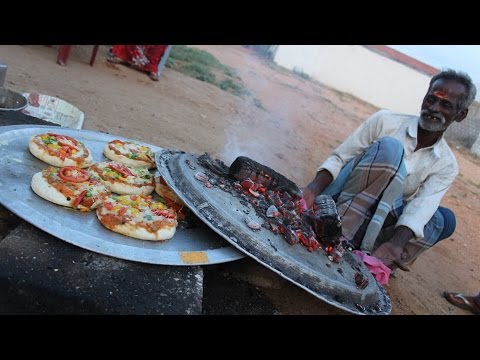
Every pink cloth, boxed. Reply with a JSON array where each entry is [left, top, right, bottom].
[[353, 250, 391, 285]]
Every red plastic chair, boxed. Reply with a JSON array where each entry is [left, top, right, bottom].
[[57, 45, 100, 66]]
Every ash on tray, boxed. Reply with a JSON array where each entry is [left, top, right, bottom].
[[158, 149, 392, 314], [195, 153, 344, 260]]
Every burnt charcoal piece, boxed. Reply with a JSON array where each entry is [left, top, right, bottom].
[[279, 191, 293, 203], [284, 226, 299, 245], [198, 153, 230, 177], [229, 156, 301, 197], [354, 272, 369, 289], [310, 195, 342, 247]]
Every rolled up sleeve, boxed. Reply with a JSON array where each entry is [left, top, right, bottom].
[[396, 166, 457, 239]]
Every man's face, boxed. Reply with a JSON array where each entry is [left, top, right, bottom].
[[420, 79, 468, 132]]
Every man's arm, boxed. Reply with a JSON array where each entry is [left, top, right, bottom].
[[374, 165, 456, 269], [397, 169, 456, 239], [301, 170, 333, 208], [302, 110, 387, 208]]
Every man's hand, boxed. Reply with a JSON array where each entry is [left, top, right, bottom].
[[372, 226, 414, 270], [372, 242, 406, 270], [301, 170, 333, 208], [300, 186, 316, 209]]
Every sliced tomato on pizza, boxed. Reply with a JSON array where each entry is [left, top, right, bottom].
[[88, 161, 155, 196], [103, 140, 156, 169], [29, 133, 94, 168], [154, 173, 186, 220], [31, 165, 110, 211], [96, 194, 178, 241]]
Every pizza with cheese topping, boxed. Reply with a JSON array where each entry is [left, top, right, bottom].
[[31, 166, 110, 211], [29, 133, 94, 168], [96, 194, 177, 241], [88, 161, 154, 196], [103, 140, 155, 169], [154, 173, 186, 219]]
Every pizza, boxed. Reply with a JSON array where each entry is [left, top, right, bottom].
[[154, 173, 186, 218], [103, 139, 156, 169], [88, 161, 155, 196], [29, 133, 94, 168], [31, 166, 110, 211], [96, 194, 178, 241]]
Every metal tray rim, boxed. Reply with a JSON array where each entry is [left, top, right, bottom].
[[0, 125, 244, 266], [156, 149, 392, 315]]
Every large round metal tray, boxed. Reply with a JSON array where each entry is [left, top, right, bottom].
[[0, 125, 244, 265], [157, 149, 392, 315]]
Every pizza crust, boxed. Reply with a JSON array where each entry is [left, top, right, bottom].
[[29, 136, 93, 168], [103, 144, 154, 169], [31, 167, 110, 211], [88, 162, 155, 196], [97, 216, 176, 241], [106, 180, 154, 196], [154, 174, 185, 206], [96, 195, 178, 241], [31, 171, 72, 207]]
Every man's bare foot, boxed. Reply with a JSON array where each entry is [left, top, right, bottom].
[[372, 242, 409, 271], [149, 72, 159, 81]]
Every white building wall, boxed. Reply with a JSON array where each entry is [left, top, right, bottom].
[[274, 45, 431, 115]]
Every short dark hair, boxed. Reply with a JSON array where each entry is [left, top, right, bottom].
[[429, 69, 477, 110]]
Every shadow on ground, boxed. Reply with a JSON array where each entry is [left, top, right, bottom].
[[202, 263, 280, 315]]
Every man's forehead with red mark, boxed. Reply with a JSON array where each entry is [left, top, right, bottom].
[[433, 90, 449, 99]]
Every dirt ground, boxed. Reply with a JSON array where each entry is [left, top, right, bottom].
[[0, 45, 478, 315]]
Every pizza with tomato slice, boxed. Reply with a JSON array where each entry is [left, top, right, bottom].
[[103, 140, 156, 169], [29, 133, 94, 168], [31, 166, 110, 211], [88, 161, 155, 196], [154, 173, 186, 218], [96, 194, 178, 241]]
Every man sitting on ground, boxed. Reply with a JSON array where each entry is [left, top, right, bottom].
[[302, 69, 476, 271]]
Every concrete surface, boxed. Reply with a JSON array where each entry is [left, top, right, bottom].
[[0, 221, 203, 314]]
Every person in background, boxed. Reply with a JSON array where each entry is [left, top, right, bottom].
[[301, 69, 476, 271], [107, 45, 169, 81], [444, 291, 480, 314]]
